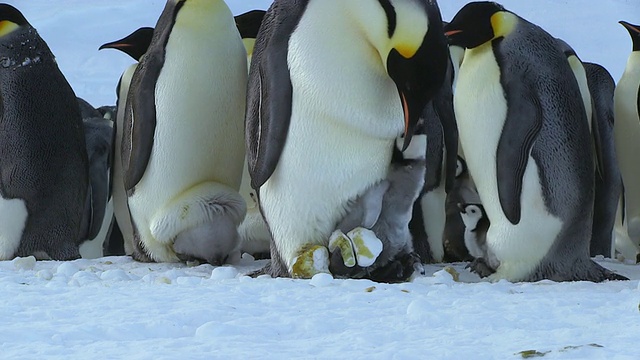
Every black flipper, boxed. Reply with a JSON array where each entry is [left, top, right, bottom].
[[591, 100, 605, 180], [245, 0, 309, 189], [434, 56, 458, 193], [122, 1, 183, 192], [496, 81, 544, 225]]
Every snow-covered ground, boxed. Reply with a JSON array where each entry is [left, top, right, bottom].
[[2, 0, 640, 359]]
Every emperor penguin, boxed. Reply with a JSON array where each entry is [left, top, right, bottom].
[[99, 27, 154, 257], [444, 2, 626, 282], [234, 9, 272, 258], [122, 0, 248, 265], [246, 0, 451, 278], [443, 156, 480, 262], [458, 204, 488, 256], [613, 21, 640, 252], [408, 42, 458, 264], [584, 62, 622, 258], [235, 9, 266, 69], [0, 4, 89, 260], [76, 98, 116, 258], [556, 40, 616, 258]]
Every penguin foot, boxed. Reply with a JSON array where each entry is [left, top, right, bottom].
[[43, 242, 81, 261], [330, 249, 421, 283], [466, 257, 496, 278], [290, 245, 330, 278], [328, 228, 383, 268]]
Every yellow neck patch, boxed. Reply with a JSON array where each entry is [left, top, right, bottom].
[[0, 20, 19, 37], [389, 1, 429, 59], [490, 11, 517, 39], [242, 38, 256, 56]]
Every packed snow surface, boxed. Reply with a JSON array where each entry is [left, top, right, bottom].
[[2, 0, 639, 359]]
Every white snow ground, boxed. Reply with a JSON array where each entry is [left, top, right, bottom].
[[2, 0, 640, 359]]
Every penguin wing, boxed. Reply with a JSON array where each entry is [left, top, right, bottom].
[[121, 55, 160, 192], [245, 0, 308, 189], [496, 82, 544, 225], [424, 103, 444, 192], [590, 100, 605, 180], [121, 1, 175, 192], [435, 57, 459, 193]]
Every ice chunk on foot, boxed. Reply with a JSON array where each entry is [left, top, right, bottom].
[[346, 228, 383, 267], [291, 245, 330, 278], [329, 230, 356, 267]]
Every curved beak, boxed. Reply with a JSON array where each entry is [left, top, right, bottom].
[[387, 37, 448, 151]]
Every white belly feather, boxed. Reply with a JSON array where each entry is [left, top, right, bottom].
[[455, 44, 562, 281], [0, 196, 28, 259]]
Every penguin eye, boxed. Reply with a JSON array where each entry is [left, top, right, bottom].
[[471, 209, 476, 214]]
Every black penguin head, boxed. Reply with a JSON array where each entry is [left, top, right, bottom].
[[0, 4, 29, 38], [443, 2, 515, 49], [376, 0, 448, 151], [619, 21, 640, 52], [235, 10, 265, 39], [99, 27, 154, 61]]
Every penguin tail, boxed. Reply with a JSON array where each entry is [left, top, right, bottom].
[[149, 182, 247, 245]]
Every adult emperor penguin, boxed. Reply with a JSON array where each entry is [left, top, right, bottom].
[[246, 0, 451, 278], [76, 98, 116, 258], [235, 9, 266, 68], [234, 9, 272, 258], [584, 62, 622, 258], [123, 0, 247, 264], [0, 4, 89, 260], [444, 2, 626, 282], [614, 21, 640, 251], [409, 45, 458, 264], [556, 39, 616, 258], [99, 27, 154, 257]]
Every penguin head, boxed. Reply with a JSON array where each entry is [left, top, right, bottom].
[[443, 1, 517, 49], [235, 10, 266, 56], [0, 4, 29, 38], [352, 0, 448, 151], [455, 156, 467, 178], [458, 203, 485, 229], [99, 27, 154, 61], [619, 21, 640, 52]]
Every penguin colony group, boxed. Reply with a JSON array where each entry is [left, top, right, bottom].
[[0, 0, 638, 284]]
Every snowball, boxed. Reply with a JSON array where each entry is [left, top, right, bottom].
[[100, 269, 131, 281], [36, 269, 53, 280], [309, 272, 334, 287], [210, 266, 238, 280], [12, 256, 36, 271], [56, 262, 80, 277]]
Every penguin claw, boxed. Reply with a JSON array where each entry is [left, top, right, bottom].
[[466, 257, 496, 278]]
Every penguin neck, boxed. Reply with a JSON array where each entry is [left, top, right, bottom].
[[623, 51, 640, 76], [174, 0, 235, 33]]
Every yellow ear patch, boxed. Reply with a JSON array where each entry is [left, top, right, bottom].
[[0, 20, 19, 37], [490, 11, 517, 39], [395, 44, 418, 59], [242, 38, 256, 56]]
